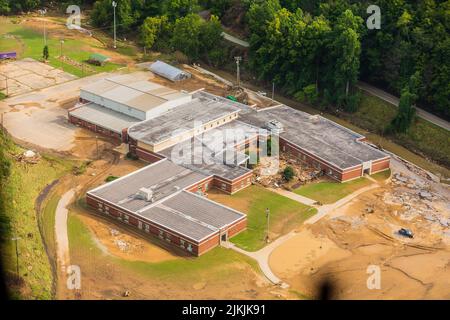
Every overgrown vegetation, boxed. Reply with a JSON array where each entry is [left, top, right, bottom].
[[0, 132, 74, 299], [345, 93, 450, 169], [244, 0, 449, 121]]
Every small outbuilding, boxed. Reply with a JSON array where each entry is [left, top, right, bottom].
[[149, 60, 191, 82], [87, 53, 110, 66]]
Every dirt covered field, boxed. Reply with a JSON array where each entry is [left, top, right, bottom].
[[269, 158, 450, 299]]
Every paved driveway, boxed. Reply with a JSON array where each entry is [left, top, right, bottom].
[[0, 72, 109, 151]]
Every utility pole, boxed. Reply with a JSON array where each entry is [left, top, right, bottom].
[[265, 208, 270, 243], [234, 56, 242, 87], [11, 235, 21, 276], [3, 74, 8, 96], [112, 1, 117, 49], [43, 14, 47, 46], [95, 135, 99, 159], [60, 39, 64, 70], [272, 82, 275, 100]]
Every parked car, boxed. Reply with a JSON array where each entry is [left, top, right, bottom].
[[398, 228, 414, 238]]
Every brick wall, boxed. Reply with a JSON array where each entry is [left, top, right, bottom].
[[341, 166, 363, 182], [86, 194, 203, 256], [135, 147, 166, 163], [197, 234, 220, 255], [227, 218, 247, 238], [69, 114, 122, 141], [371, 158, 390, 173]]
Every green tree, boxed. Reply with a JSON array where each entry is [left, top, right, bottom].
[[199, 15, 223, 64], [140, 15, 171, 49], [171, 13, 203, 60], [42, 45, 49, 60], [171, 13, 223, 62], [283, 166, 295, 181], [389, 86, 417, 133], [91, 0, 135, 33], [329, 9, 362, 103], [0, 0, 10, 14], [162, 0, 198, 20]]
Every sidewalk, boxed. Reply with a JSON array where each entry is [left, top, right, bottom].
[[267, 187, 317, 206]]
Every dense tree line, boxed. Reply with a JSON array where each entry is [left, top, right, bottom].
[[246, 0, 363, 112], [2, 0, 448, 122], [244, 0, 450, 122]]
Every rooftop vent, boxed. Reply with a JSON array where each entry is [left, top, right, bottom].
[[135, 187, 154, 202], [265, 120, 284, 133]]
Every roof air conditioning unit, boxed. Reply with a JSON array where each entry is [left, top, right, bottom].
[[265, 120, 284, 133], [135, 187, 154, 202]]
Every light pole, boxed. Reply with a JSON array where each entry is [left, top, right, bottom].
[[234, 56, 242, 87], [265, 207, 270, 243], [272, 82, 275, 100], [60, 39, 64, 70], [112, 1, 117, 49], [11, 235, 21, 276], [95, 135, 99, 159]]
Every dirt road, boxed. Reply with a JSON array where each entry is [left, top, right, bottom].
[[55, 189, 76, 274]]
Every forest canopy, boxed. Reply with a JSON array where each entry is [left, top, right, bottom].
[[1, 0, 448, 120]]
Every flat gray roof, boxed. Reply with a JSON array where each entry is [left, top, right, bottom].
[[159, 120, 258, 180], [128, 95, 240, 146], [87, 159, 245, 242], [88, 159, 208, 213], [139, 191, 244, 242], [80, 73, 190, 112], [240, 106, 389, 170], [69, 103, 141, 133]]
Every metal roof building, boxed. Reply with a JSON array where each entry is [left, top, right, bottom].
[[127, 95, 240, 152], [79, 73, 192, 120], [86, 159, 246, 255], [149, 60, 191, 81], [69, 102, 140, 134]]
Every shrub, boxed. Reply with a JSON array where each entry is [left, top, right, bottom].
[[105, 175, 119, 182], [283, 166, 295, 181]]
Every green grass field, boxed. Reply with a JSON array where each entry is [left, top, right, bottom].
[[0, 133, 75, 299], [210, 185, 317, 251], [343, 93, 450, 178], [294, 177, 372, 204], [0, 17, 124, 77], [67, 213, 261, 284]]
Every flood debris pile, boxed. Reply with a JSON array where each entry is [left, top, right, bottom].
[[254, 154, 322, 189], [383, 172, 449, 242]]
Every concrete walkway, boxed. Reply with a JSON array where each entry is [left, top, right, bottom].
[[267, 187, 317, 206], [55, 189, 75, 272], [223, 182, 381, 288], [305, 184, 379, 224]]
